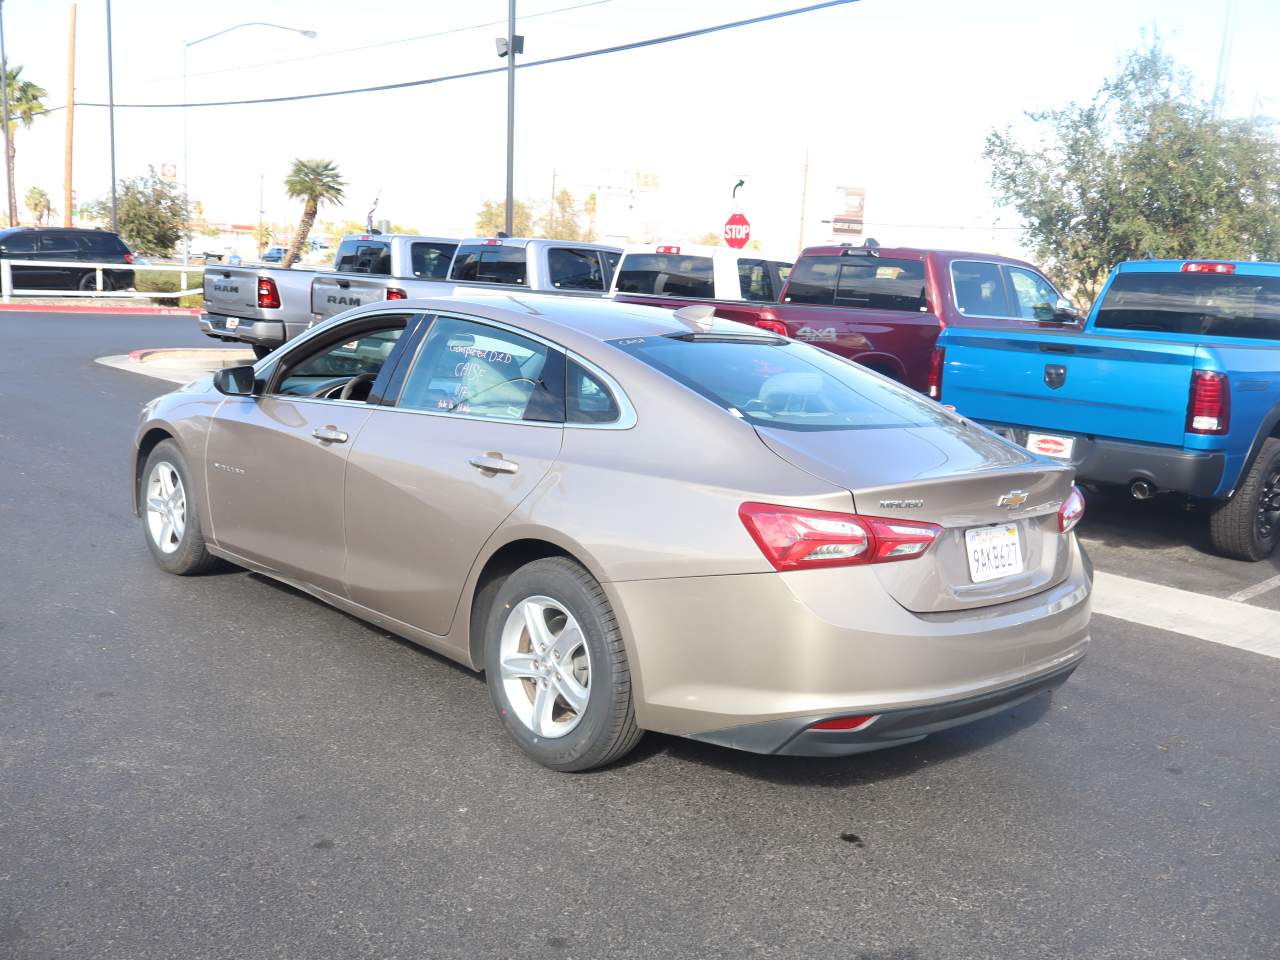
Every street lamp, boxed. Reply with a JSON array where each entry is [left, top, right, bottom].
[[495, 1, 523, 236], [182, 22, 316, 271]]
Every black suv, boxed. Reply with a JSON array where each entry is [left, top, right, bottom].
[[0, 227, 136, 292]]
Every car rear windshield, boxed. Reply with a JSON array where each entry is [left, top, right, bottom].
[[609, 335, 953, 431], [614, 254, 714, 299], [410, 241, 457, 280], [450, 244, 528, 285], [335, 239, 391, 275], [784, 255, 927, 312], [1095, 271, 1280, 340]]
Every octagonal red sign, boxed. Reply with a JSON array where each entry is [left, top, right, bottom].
[[723, 213, 751, 249]]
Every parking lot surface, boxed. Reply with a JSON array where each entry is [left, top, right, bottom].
[[2, 311, 1278, 960]]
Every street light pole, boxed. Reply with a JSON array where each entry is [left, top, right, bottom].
[[105, 0, 118, 232], [182, 22, 315, 271], [504, 0, 516, 236], [0, 0, 14, 228]]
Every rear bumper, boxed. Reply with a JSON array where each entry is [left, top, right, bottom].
[[199, 313, 285, 347], [693, 658, 1080, 756], [982, 425, 1225, 498]]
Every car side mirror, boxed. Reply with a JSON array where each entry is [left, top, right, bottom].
[[213, 364, 259, 397], [1052, 297, 1082, 323]]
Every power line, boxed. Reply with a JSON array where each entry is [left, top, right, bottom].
[[177, 0, 618, 82], [41, 0, 859, 112]]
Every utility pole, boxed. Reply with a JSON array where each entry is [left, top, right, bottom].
[[0, 0, 15, 228], [257, 173, 265, 258], [549, 168, 556, 238], [797, 148, 809, 252], [105, 0, 118, 232], [1211, 0, 1234, 119], [502, 0, 518, 235], [63, 3, 77, 227]]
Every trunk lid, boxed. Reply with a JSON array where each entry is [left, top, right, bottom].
[[755, 422, 1075, 613], [941, 328, 1197, 446]]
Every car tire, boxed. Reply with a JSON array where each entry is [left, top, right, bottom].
[[1208, 438, 1280, 561], [251, 344, 272, 360], [140, 440, 221, 575], [484, 557, 642, 771], [77, 271, 111, 292]]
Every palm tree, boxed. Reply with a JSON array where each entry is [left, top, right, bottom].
[[4, 67, 48, 227], [24, 185, 51, 225], [282, 159, 345, 267]]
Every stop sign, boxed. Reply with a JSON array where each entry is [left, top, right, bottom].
[[723, 213, 751, 249]]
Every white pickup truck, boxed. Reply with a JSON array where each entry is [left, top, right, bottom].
[[199, 234, 458, 357], [307, 236, 623, 327]]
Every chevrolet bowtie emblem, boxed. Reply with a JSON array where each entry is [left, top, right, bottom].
[[998, 491, 1029, 508]]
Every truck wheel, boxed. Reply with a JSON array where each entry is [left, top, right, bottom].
[[251, 344, 272, 360], [1208, 438, 1280, 561], [484, 557, 642, 771]]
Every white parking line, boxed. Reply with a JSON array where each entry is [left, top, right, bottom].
[[1226, 573, 1280, 604], [1093, 571, 1280, 660]]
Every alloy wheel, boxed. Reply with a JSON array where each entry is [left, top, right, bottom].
[[498, 596, 592, 739], [145, 461, 187, 554], [1257, 465, 1280, 543]]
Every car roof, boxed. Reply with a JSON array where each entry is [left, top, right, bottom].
[[457, 237, 623, 254], [339, 233, 458, 244], [619, 242, 794, 264], [798, 243, 1040, 269], [1117, 258, 1280, 275]]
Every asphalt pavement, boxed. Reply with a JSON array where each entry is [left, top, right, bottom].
[[1, 311, 1278, 960]]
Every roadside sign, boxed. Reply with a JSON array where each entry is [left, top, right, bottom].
[[832, 186, 865, 236], [723, 213, 751, 249], [160, 163, 177, 182]]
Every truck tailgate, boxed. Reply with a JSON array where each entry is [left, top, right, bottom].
[[203, 267, 263, 316], [310, 275, 454, 324], [942, 329, 1199, 446]]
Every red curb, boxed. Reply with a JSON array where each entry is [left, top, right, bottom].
[[0, 302, 200, 316]]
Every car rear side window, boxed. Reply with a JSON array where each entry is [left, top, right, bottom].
[[450, 245, 528, 285], [548, 248, 606, 291], [1095, 272, 1280, 340], [1, 232, 36, 253], [615, 254, 714, 299], [398, 316, 562, 421], [951, 260, 1010, 317], [335, 239, 391, 275], [566, 359, 621, 424], [737, 258, 774, 302], [610, 335, 952, 432], [78, 232, 129, 257], [410, 241, 457, 279]]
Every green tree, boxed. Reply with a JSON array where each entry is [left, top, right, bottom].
[[541, 189, 585, 240], [475, 198, 534, 237], [83, 167, 185, 254], [283, 159, 346, 267], [4, 66, 47, 227], [985, 40, 1280, 301], [254, 222, 273, 258], [583, 192, 598, 241], [695, 231, 721, 246], [24, 185, 51, 225]]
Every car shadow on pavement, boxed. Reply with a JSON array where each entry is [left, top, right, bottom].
[[616, 693, 1054, 788], [1078, 489, 1214, 553]]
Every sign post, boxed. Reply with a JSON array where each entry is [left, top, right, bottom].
[[723, 212, 751, 249]]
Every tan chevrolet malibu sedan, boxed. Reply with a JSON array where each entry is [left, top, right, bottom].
[[133, 295, 1091, 771]]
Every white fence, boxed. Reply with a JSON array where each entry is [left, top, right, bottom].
[[0, 258, 203, 303]]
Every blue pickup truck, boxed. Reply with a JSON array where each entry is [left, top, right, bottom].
[[937, 258, 1280, 560]]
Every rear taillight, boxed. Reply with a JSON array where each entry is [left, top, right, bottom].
[[1058, 486, 1085, 534], [386, 287, 407, 300], [1182, 262, 1234, 274], [1187, 370, 1229, 434], [927, 346, 944, 400], [754, 319, 788, 337], [256, 277, 280, 309], [122, 252, 134, 264], [656, 245, 681, 254], [483, 238, 502, 245], [810, 715, 877, 731], [739, 502, 941, 571]]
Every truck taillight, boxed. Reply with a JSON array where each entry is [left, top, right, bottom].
[[122, 252, 134, 264], [655, 245, 681, 254], [1182, 262, 1235, 274], [256, 277, 280, 309], [927, 347, 945, 400], [1187, 370, 1229, 434], [483, 239, 502, 245], [386, 287, 407, 300], [739, 502, 941, 571], [754, 319, 788, 337]]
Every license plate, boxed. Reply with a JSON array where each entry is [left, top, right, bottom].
[[1026, 431, 1073, 459], [225, 317, 239, 330], [965, 524, 1024, 584]]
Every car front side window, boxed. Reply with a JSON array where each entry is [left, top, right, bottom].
[[271, 320, 409, 402], [1006, 266, 1061, 321]]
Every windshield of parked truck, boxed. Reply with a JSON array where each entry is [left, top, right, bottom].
[[1095, 271, 1280, 340], [784, 255, 927, 312], [609, 334, 952, 431]]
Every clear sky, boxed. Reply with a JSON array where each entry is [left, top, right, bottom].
[[3, 0, 1277, 259]]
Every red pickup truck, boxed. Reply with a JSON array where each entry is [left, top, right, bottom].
[[612, 241, 1080, 395]]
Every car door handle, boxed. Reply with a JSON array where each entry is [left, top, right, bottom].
[[468, 454, 519, 475], [313, 426, 349, 444]]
